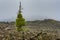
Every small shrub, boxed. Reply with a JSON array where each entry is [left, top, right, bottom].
[[16, 2, 26, 31]]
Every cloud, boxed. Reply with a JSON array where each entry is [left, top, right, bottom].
[[0, 0, 60, 21]]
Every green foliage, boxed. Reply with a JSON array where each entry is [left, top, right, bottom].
[[17, 11, 22, 18], [16, 11, 26, 31], [16, 27, 23, 31], [16, 27, 30, 31], [16, 18, 25, 28]]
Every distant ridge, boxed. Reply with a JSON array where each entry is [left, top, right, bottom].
[[0, 19, 60, 31], [27, 19, 60, 29]]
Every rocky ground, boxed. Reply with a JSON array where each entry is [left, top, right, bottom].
[[0, 19, 60, 40], [0, 28, 59, 40]]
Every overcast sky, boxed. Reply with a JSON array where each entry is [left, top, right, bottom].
[[0, 0, 60, 21]]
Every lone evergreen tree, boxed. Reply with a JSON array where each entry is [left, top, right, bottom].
[[16, 2, 25, 31]]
